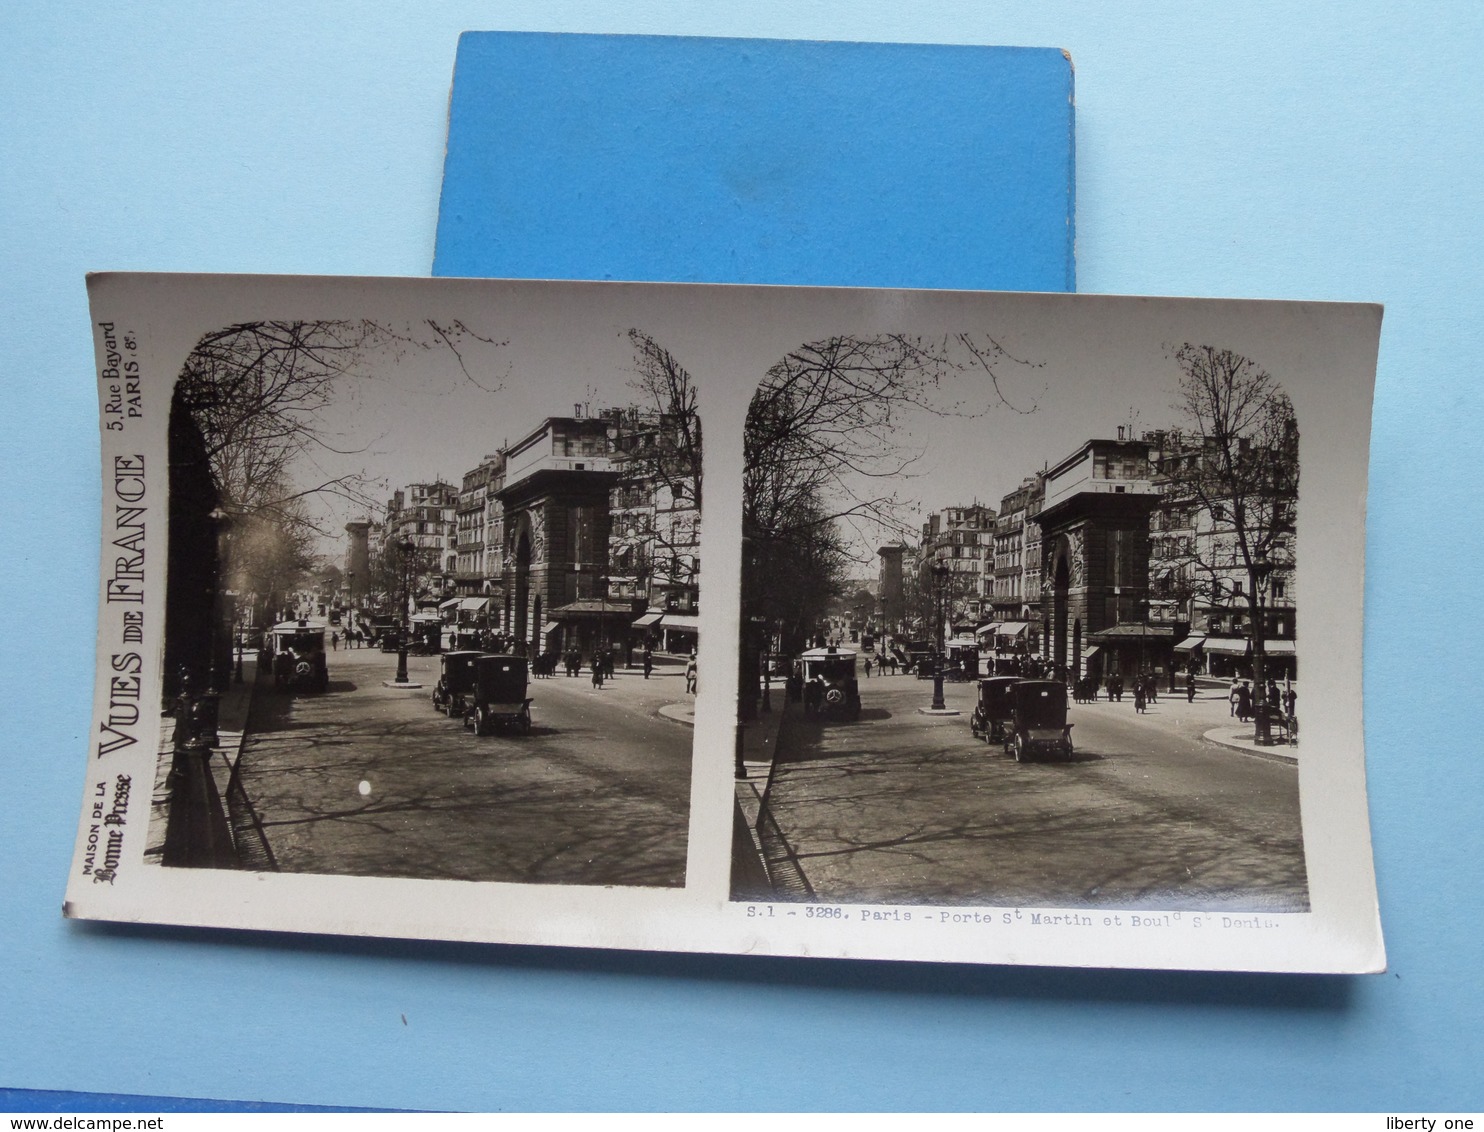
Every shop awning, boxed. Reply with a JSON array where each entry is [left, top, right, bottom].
[[1202, 637, 1251, 656], [458, 596, 488, 611], [1174, 634, 1207, 653], [1082, 646, 1101, 662], [1088, 622, 1179, 643], [438, 598, 459, 610], [549, 599, 639, 619], [999, 621, 1032, 637], [632, 611, 665, 628], [661, 614, 700, 631], [540, 621, 561, 638], [974, 622, 1002, 640], [1261, 640, 1297, 655]]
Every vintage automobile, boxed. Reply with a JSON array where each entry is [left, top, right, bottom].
[[408, 616, 443, 655], [463, 654, 532, 735], [800, 646, 861, 721], [1004, 679, 1074, 762], [970, 676, 1022, 745], [432, 650, 484, 717], [268, 619, 329, 693], [945, 638, 982, 682]]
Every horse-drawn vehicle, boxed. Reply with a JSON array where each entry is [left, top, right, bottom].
[[432, 650, 484, 717], [463, 654, 532, 735], [970, 676, 1021, 744], [268, 619, 329, 693], [1004, 679, 1074, 762], [800, 646, 861, 721]]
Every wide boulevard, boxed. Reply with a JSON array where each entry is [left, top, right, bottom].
[[232, 647, 693, 887], [756, 671, 1308, 911]]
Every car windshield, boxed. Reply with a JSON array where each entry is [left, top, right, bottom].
[[808, 658, 855, 680]]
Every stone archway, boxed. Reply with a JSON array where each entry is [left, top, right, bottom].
[[511, 518, 532, 649], [1050, 538, 1072, 676]]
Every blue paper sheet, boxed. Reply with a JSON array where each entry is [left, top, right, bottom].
[[434, 32, 1075, 291]]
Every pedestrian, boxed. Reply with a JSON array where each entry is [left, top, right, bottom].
[[642, 647, 653, 680], [863, 657, 872, 678], [685, 651, 698, 695], [1147, 673, 1158, 704], [330, 630, 338, 651], [591, 658, 604, 689], [1186, 669, 1196, 703], [1236, 680, 1253, 724], [1133, 681, 1146, 714], [1229, 677, 1241, 717]]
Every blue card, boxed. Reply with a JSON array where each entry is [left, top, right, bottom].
[[434, 32, 1075, 291]]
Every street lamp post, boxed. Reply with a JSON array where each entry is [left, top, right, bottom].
[[346, 569, 356, 647], [1250, 550, 1276, 745], [394, 536, 415, 684], [230, 592, 244, 684], [930, 560, 949, 711]]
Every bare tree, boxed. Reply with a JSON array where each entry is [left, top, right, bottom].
[[1162, 343, 1299, 743], [739, 333, 1039, 714], [175, 319, 507, 530], [613, 331, 704, 612]]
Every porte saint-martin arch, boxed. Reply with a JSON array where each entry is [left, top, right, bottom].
[[1038, 437, 1164, 684], [496, 416, 620, 659]]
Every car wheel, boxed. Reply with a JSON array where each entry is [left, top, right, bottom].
[[1013, 734, 1027, 763]]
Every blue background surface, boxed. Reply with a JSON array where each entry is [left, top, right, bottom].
[[2, 2, 1481, 1113], [435, 34, 1075, 289]]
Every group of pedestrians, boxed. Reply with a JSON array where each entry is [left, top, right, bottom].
[[1228, 676, 1298, 728]]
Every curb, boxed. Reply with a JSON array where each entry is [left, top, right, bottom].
[[1203, 726, 1299, 764]]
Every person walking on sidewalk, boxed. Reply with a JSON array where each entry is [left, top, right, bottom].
[[1229, 676, 1241, 717], [1186, 669, 1196, 703], [685, 651, 698, 695], [642, 646, 653, 680]]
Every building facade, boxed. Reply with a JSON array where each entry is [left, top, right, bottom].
[[1037, 434, 1166, 683], [920, 504, 997, 631]]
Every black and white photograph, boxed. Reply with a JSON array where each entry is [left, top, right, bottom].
[[732, 329, 1312, 913], [147, 308, 701, 888], [71, 273, 1381, 972]]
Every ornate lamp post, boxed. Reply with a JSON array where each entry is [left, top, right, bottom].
[[230, 591, 244, 684], [930, 559, 949, 711], [394, 536, 415, 684], [346, 569, 356, 647], [1250, 549, 1276, 745]]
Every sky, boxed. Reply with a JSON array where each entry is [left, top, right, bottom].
[[287, 321, 662, 556], [250, 285, 1324, 578]]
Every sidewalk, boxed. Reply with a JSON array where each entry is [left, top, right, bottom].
[[144, 656, 260, 863], [1082, 681, 1300, 764], [731, 694, 793, 896], [1202, 724, 1299, 763]]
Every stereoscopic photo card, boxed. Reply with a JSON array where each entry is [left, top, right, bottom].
[[68, 272, 1383, 973]]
